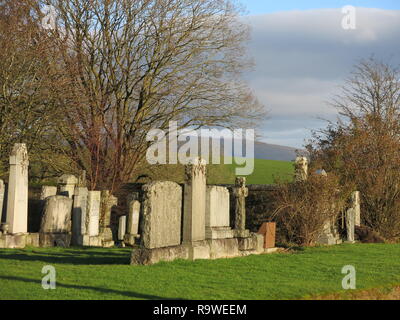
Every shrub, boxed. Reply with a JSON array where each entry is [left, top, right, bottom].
[[271, 174, 350, 246]]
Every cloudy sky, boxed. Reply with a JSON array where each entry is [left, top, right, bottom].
[[243, 1, 400, 148]]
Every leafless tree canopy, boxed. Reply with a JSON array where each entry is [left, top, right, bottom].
[[0, 0, 265, 191]]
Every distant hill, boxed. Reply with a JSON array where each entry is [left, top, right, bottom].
[[194, 138, 306, 162], [254, 142, 305, 162]]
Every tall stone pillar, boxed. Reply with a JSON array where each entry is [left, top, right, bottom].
[[99, 190, 117, 247], [183, 158, 207, 243], [233, 177, 249, 238], [295, 157, 308, 182], [124, 199, 141, 245], [118, 216, 127, 241], [0, 180, 5, 220], [87, 191, 101, 237], [72, 187, 89, 245], [351, 191, 361, 227], [6, 143, 29, 234], [346, 208, 355, 243], [58, 174, 78, 199]]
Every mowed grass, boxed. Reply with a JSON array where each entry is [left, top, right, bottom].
[[0, 244, 399, 300]]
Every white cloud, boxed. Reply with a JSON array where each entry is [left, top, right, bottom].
[[246, 8, 400, 148]]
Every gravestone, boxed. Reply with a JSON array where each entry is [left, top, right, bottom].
[[58, 174, 78, 199], [100, 190, 117, 229], [87, 191, 101, 237], [40, 196, 73, 233], [317, 217, 341, 245], [233, 177, 250, 238], [99, 191, 117, 247], [118, 216, 127, 241], [0, 180, 5, 219], [125, 199, 140, 245], [295, 157, 308, 182], [346, 207, 356, 243], [142, 181, 182, 249], [205, 186, 233, 239], [183, 158, 206, 243], [6, 143, 29, 234], [258, 222, 276, 249], [72, 187, 88, 245], [351, 191, 361, 227], [40, 186, 57, 200]]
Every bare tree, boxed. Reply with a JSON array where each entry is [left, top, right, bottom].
[[36, 0, 265, 192], [0, 0, 65, 179]]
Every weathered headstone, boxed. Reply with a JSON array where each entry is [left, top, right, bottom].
[[127, 200, 140, 236], [72, 187, 88, 245], [118, 216, 127, 241], [295, 157, 308, 182], [351, 191, 361, 227], [346, 207, 356, 243], [233, 177, 249, 238], [142, 181, 182, 249], [317, 217, 341, 245], [58, 174, 78, 199], [0, 180, 5, 219], [258, 222, 276, 249], [100, 190, 118, 228], [6, 143, 29, 234], [124, 199, 141, 246], [78, 170, 87, 188], [40, 196, 73, 233], [40, 186, 57, 200], [87, 191, 101, 237], [183, 158, 206, 243], [205, 186, 233, 239]]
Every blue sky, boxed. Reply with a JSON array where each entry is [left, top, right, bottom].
[[245, 0, 400, 15], [242, 2, 400, 148]]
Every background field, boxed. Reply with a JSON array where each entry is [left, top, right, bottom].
[[147, 159, 294, 185], [0, 244, 399, 300]]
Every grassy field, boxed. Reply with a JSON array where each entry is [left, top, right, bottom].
[[150, 158, 294, 185], [0, 243, 399, 300]]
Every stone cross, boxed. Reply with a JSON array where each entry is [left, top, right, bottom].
[[58, 174, 78, 199], [295, 157, 308, 182], [6, 143, 29, 234], [233, 177, 248, 236], [183, 158, 207, 243]]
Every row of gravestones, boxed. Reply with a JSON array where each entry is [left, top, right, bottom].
[[128, 158, 279, 265], [0, 143, 120, 248], [295, 157, 361, 245]]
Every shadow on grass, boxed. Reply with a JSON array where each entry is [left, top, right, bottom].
[[0, 248, 132, 265], [0, 275, 183, 300]]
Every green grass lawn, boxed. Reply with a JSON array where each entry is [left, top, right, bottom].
[[0, 243, 399, 300]]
